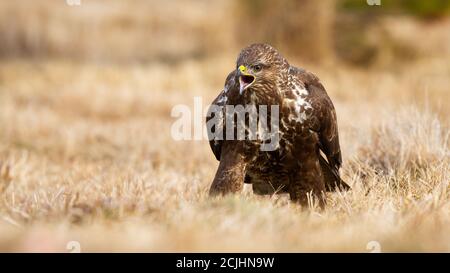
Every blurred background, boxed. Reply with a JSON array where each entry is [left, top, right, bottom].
[[0, 0, 449, 252], [1, 0, 450, 66]]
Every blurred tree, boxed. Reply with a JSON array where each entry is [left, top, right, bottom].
[[341, 0, 450, 20], [233, 0, 337, 64], [234, 0, 450, 67], [337, 0, 450, 66]]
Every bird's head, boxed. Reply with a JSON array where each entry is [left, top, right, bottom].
[[236, 43, 289, 95]]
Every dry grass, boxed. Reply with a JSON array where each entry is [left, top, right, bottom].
[[0, 55, 448, 252]]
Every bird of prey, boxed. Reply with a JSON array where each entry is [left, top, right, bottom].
[[206, 43, 350, 207]]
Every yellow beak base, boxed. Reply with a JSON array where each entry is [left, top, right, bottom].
[[239, 65, 247, 74]]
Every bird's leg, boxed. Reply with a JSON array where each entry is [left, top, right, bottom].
[[209, 141, 246, 196], [289, 157, 326, 208]]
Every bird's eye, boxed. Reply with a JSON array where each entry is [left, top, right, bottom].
[[253, 64, 262, 72]]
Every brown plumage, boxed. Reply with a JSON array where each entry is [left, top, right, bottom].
[[206, 43, 350, 207]]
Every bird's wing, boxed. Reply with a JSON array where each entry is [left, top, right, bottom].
[[206, 71, 237, 161], [294, 68, 350, 191]]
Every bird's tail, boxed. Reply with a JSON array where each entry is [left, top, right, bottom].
[[319, 155, 351, 192]]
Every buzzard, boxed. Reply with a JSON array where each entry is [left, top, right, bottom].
[[206, 43, 349, 207]]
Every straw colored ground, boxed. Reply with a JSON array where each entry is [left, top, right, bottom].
[[0, 54, 448, 252]]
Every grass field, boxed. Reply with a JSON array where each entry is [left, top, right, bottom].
[[0, 55, 448, 252], [0, 0, 449, 253]]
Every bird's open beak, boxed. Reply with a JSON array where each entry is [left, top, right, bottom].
[[238, 65, 255, 95]]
